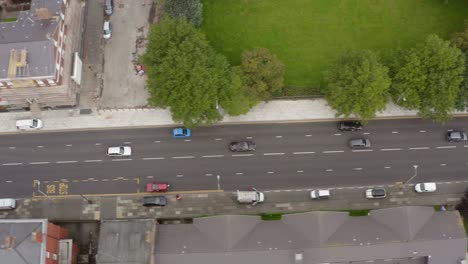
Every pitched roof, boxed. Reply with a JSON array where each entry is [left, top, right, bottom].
[[154, 206, 467, 264]]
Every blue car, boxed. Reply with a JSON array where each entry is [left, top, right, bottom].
[[172, 127, 191, 138]]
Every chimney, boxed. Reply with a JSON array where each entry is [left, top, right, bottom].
[[3, 235, 16, 249], [36, 8, 52, 20]]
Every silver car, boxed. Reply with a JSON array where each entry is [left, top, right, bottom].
[[107, 146, 132, 157], [349, 138, 371, 149]]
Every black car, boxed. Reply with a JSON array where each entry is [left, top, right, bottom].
[[143, 196, 167, 206], [229, 141, 256, 152], [339, 121, 363, 131], [446, 131, 467, 142], [366, 188, 386, 199]]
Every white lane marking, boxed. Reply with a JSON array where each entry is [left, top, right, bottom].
[[267, 171, 274, 174], [184, 139, 191, 142], [246, 137, 253, 139], [232, 154, 253, 157], [381, 148, 402, 151], [202, 155, 224, 158], [334, 133, 342, 136], [363, 132, 370, 135], [326, 169, 333, 172], [66, 144, 72, 147], [172, 156, 195, 159], [293, 151, 315, 155], [297, 170, 304, 173], [440, 163, 447, 166], [391, 131, 398, 134], [436, 146, 456, 149], [353, 168, 363, 170], [142, 157, 165, 160], [235, 172, 244, 175], [275, 136, 283, 138], [29, 162, 50, 165], [37, 146, 44, 148], [84, 160, 102, 163], [409, 147, 430, 150], [176, 174, 184, 177], [384, 166, 391, 169], [215, 138, 222, 141], [112, 159, 133, 162], [352, 149, 373, 152], [56, 161, 78, 164], [464, 145, 468, 148], [5, 180, 12, 183], [323, 150, 344, 153], [3, 163, 22, 166], [95, 143, 102, 146], [153, 141, 161, 143], [146, 175, 154, 178], [447, 129, 453, 132], [305, 134, 312, 137], [263, 153, 285, 156], [205, 174, 213, 176], [8, 147, 15, 149], [124, 142, 132, 144], [419, 130, 426, 133]]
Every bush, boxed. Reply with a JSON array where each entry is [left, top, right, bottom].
[[165, 0, 203, 27]]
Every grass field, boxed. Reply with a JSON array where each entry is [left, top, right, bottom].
[[202, 0, 468, 94]]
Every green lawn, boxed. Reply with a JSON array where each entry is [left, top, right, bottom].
[[1, 17, 17, 22], [202, 0, 468, 94]]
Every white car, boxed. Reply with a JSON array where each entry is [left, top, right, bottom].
[[103, 21, 112, 39], [414, 182, 437, 193], [310, 189, 330, 199], [16, 119, 43, 130], [107, 146, 132, 157]]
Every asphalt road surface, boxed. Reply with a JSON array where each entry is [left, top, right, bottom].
[[1, 118, 468, 198]]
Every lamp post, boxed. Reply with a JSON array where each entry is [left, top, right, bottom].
[[80, 194, 93, 204], [217, 175, 220, 191], [405, 165, 419, 184]]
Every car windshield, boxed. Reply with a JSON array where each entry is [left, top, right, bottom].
[[119, 147, 124, 154], [32, 120, 38, 126], [452, 132, 461, 138], [373, 189, 384, 196]]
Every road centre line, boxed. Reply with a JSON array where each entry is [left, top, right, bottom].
[[323, 150, 344, 153], [436, 146, 456, 149], [112, 159, 133, 162], [263, 153, 285, 156], [409, 147, 430, 150], [202, 155, 224, 158], [380, 148, 402, 151], [84, 160, 102, 163], [29, 162, 50, 165], [293, 151, 315, 155], [172, 156, 195, 159], [3, 163, 22, 166], [56, 161, 78, 164], [142, 157, 165, 160], [232, 154, 253, 157]]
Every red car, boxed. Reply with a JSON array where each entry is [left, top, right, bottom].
[[146, 182, 170, 192]]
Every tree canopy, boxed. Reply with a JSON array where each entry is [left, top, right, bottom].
[[390, 34, 465, 122], [165, 0, 203, 27], [143, 17, 231, 127], [323, 50, 391, 121], [451, 18, 468, 52], [455, 52, 468, 111]]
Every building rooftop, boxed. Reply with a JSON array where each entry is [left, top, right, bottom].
[[155, 206, 467, 264]]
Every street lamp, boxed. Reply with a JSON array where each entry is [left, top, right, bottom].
[[405, 165, 419, 184], [217, 175, 220, 191], [80, 194, 93, 204]]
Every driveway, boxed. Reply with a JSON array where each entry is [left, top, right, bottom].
[[101, 0, 153, 108]]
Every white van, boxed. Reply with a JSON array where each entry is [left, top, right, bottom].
[[16, 119, 43, 130], [236, 189, 265, 205], [0, 199, 16, 210]]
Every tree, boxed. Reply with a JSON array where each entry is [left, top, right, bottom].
[[218, 67, 256, 116], [240, 48, 285, 101], [451, 18, 468, 52], [143, 17, 232, 127], [390, 34, 465, 122], [456, 52, 468, 111], [165, 0, 203, 27], [323, 50, 391, 121]]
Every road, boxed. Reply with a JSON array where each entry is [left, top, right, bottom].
[[0, 118, 467, 198]]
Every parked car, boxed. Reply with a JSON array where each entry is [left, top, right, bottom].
[[365, 188, 386, 199], [229, 141, 256, 152], [172, 127, 191, 138], [16, 119, 43, 130], [146, 182, 170, 192], [414, 182, 437, 193], [103, 21, 112, 39], [106, 146, 132, 157], [446, 131, 467, 142], [339, 121, 363, 131], [143, 196, 167, 207], [104, 0, 113, 15], [310, 189, 330, 199], [349, 138, 371, 149]]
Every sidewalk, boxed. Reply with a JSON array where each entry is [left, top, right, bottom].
[[1, 182, 465, 221], [1, 99, 462, 133]]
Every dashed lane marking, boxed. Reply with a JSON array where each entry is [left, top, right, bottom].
[[391, 131, 398, 134], [297, 170, 304, 173], [293, 151, 315, 155], [56, 161, 78, 164], [419, 130, 426, 133], [352, 149, 373, 152], [3, 163, 22, 166], [153, 141, 161, 143], [66, 144, 72, 147], [142, 157, 165, 160], [436, 146, 456, 149], [95, 143, 102, 146], [409, 147, 430, 150], [205, 173, 213, 176], [176, 175, 184, 177], [267, 171, 275, 174], [184, 139, 191, 142], [37, 146, 44, 148], [263, 153, 285, 156], [146, 176, 154, 178], [215, 138, 222, 141], [381, 148, 402, 151], [363, 132, 370, 135], [8, 147, 15, 149], [440, 164, 447, 166], [112, 159, 133, 162], [276, 136, 283, 138], [29, 162, 50, 165], [326, 169, 333, 172], [232, 154, 254, 157], [323, 150, 344, 153], [246, 137, 253, 139], [6, 180, 12, 183], [384, 166, 391, 169], [235, 172, 244, 175], [353, 168, 363, 170], [171, 156, 195, 159], [334, 133, 342, 136], [305, 134, 312, 137], [84, 160, 102, 163], [202, 155, 224, 158], [124, 142, 132, 144]]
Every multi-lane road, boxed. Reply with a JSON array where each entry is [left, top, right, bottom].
[[0, 117, 468, 198]]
